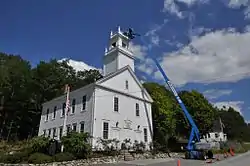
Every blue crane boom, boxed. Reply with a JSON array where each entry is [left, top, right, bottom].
[[123, 27, 203, 154], [151, 58, 200, 151]]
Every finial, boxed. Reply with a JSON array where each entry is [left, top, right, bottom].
[[118, 26, 121, 33], [110, 31, 113, 38], [105, 47, 108, 53]]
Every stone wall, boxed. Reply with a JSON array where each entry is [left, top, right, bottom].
[[1, 152, 176, 166]]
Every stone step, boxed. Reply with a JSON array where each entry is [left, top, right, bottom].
[[124, 152, 134, 161]]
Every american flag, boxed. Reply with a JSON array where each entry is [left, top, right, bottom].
[[64, 84, 70, 116]]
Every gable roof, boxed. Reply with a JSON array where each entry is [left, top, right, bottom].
[[42, 65, 153, 106], [95, 65, 153, 102]]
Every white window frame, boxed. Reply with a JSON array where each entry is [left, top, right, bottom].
[[53, 106, 57, 119], [103, 122, 109, 139], [80, 121, 85, 133], [82, 95, 87, 111], [45, 108, 49, 121], [71, 99, 76, 114]]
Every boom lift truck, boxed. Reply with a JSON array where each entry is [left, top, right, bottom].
[[123, 28, 212, 160], [151, 58, 212, 160]]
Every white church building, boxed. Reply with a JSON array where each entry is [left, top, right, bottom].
[[38, 27, 154, 150]]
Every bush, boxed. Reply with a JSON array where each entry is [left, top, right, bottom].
[[133, 140, 146, 153], [27, 136, 50, 154], [0, 151, 29, 164], [95, 138, 120, 156], [28, 153, 53, 164], [53, 152, 75, 162], [61, 131, 91, 159], [242, 143, 250, 151], [0, 141, 8, 153]]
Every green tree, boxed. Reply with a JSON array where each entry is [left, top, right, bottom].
[[218, 107, 250, 141], [0, 53, 103, 141], [0, 52, 33, 140], [143, 82, 178, 146], [178, 90, 217, 136]]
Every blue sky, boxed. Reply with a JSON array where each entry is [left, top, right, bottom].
[[1, 0, 250, 121]]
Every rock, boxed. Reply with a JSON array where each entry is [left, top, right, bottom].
[[0, 151, 182, 166]]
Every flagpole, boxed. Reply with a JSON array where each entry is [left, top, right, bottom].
[[61, 84, 70, 152]]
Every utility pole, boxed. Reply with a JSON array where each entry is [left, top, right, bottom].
[[61, 84, 70, 152]]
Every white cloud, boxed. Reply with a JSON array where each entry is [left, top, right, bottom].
[[137, 64, 154, 75], [227, 0, 249, 8], [145, 22, 167, 48], [162, 0, 209, 18], [129, 42, 156, 75], [151, 35, 160, 46], [163, 0, 184, 18], [129, 42, 148, 60], [162, 0, 250, 19], [213, 101, 244, 115], [58, 58, 101, 73], [151, 28, 250, 85], [203, 89, 233, 100], [244, 25, 250, 32], [225, 0, 250, 19]]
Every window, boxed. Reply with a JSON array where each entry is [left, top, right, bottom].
[[72, 99, 76, 114], [144, 128, 148, 142], [46, 108, 49, 121], [111, 42, 116, 48], [66, 125, 71, 134], [48, 129, 51, 138], [103, 122, 109, 139], [62, 103, 66, 116], [137, 125, 140, 130], [136, 103, 140, 116], [72, 123, 77, 131], [43, 130, 46, 136], [59, 126, 63, 139], [82, 95, 86, 111], [122, 42, 127, 48], [53, 106, 57, 119], [125, 80, 129, 89], [53, 128, 56, 138], [114, 97, 119, 112], [115, 122, 119, 127], [80, 122, 85, 133]]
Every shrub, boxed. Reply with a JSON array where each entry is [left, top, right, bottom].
[[53, 152, 75, 162], [0, 151, 29, 164], [27, 136, 50, 154], [0, 141, 8, 153], [28, 153, 53, 164], [95, 138, 120, 156], [61, 131, 91, 159], [133, 140, 146, 153]]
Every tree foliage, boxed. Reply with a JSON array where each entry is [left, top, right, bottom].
[[218, 107, 250, 142], [143, 82, 250, 144], [143, 82, 179, 146], [1, 51, 249, 145], [178, 90, 218, 136], [61, 131, 91, 159], [0, 52, 103, 141]]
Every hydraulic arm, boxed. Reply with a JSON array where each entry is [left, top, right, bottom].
[[151, 58, 200, 151], [122, 27, 201, 152]]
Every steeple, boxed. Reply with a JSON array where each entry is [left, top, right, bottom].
[[103, 26, 135, 76]]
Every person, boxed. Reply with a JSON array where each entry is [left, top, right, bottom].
[[123, 28, 140, 40]]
